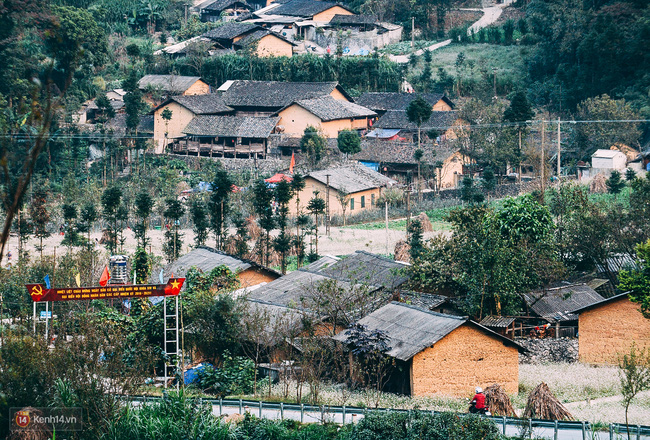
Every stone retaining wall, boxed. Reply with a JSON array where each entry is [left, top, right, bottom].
[[518, 338, 579, 364]]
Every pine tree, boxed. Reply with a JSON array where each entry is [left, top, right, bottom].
[[273, 180, 293, 274], [209, 169, 233, 250], [606, 170, 625, 194], [163, 199, 185, 263], [61, 202, 79, 249], [30, 188, 50, 260], [252, 180, 275, 266], [134, 191, 154, 248], [307, 193, 326, 259], [101, 186, 122, 255], [77, 202, 97, 248], [189, 199, 209, 247]]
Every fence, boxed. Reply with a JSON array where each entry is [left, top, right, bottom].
[[121, 396, 650, 440]]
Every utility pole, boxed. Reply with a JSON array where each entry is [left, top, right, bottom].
[[557, 117, 561, 177], [325, 174, 330, 236], [385, 201, 389, 255], [539, 118, 546, 192], [411, 17, 415, 48]]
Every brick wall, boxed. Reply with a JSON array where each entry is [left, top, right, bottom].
[[239, 268, 279, 288], [410, 324, 519, 397], [578, 297, 650, 365]]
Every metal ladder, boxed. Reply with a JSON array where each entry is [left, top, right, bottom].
[[163, 296, 179, 389]]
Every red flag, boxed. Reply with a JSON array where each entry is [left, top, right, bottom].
[[289, 152, 295, 174], [99, 267, 111, 287]]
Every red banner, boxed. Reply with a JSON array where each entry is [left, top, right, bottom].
[[26, 278, 185, 302]]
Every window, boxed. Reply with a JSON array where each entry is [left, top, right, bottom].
[[350, 198, 355, 210], [360, 195, 365, 208], [371, 193, 375, 207]]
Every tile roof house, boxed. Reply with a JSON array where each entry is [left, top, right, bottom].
[[269, 0, 354, 21], [333, 302, 524, 396], [218, 80, 352, 115], [291, 163, 396, 216], [571, 293, 650, 365], [161, 246, 281, 288], [354, 140, 470, 190], [196, 0, 253, 22], [201, 22, 295, 57], [178, 115, 279, 157], [276, 96, 375, 137], [151, 94, 234, 153], [522, 283, 605, 323], [138, 75, 210, 98], [355, 92, 455, 113]]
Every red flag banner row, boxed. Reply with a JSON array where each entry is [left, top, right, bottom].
[[26, 278, 185, 302]]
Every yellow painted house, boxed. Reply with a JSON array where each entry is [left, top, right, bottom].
[[202, 22, 295, 57], [291, 164, 396, 217], [151, 94, 233, 153], [276, 96, 375, 137], [138, 75, 210, 98]]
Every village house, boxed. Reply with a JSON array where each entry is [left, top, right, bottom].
[[355, 92, 455, 115], [196, 0, 253, 22], [591, 149, 628, 172], [572, 293, 650, 365], [162, 246, 281, 288], [218, 80, 353, 116], [178, 114, 280, 157], [354, 141, 471, 190], [520, 283, 604, 338], [138, 75, 210, 104], [275, 96, 376, 137], [201, 22, 295, 57], [333, 302, 524, 396], [290, 163, 396, 216], [151, 94, 234, 153]]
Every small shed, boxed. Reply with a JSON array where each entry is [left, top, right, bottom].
[[334, 302, 523, 396], [591, 149, 627, 170], [479, 316, 516, 339], [162, 246, 280, 288], [572, 293, 650, 365]]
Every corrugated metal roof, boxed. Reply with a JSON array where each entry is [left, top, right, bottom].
[[480, 315, 515, 328], [300, 255, 340, 272], [270, 0, 349, 17], [161, 246, 279, 279], [247, 269, 359, 311], [399, 291, 450, 310], [138, 75, 203, 93], [354, 139, 458, 165], [333, 302, 468, 361], [312, 250, 409, 290], [570, 292, 631, 315], [308, 164, 396, 193], [522, 284, 604, 322], [203, 22, 259, 40]]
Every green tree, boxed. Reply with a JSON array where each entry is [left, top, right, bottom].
[[291, 173, 308, 268], [101, 186, 123, 255], [252, 179, 275, 266], [406, 97, 432, 155], [94, 93, 115, 124], [189, 199, 209, 247], [61, 202, 79, 249], [163, 199, 185, 263], [408, 219, 424, 262], [209, 169, 233, 250], [300, 126, 326, 168], [273, 180, 293, 274], [620, 240, 650, 318], [625, 168, 636, 182], [503, 91, 534, 180], [232, 213, 250, 259], [337, 129, 361, 157], [619, 344, 650, 440], [606, 170, 626, 194], [30, 188, 50, 259], [77, 202, 97, 249], [134, 191, 154, 248], [307, 193, 326, 258], [460, 175, 485, 204]]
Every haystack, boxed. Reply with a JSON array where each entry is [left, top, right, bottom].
[[589, 174, 607, 193], [394, 240, 410, 263], [485, 383, 516, 417], [523, 382, 574, 420], [416, 212, 434, 232], [8, 407, 52, 440]]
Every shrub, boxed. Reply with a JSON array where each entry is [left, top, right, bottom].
[[195, 354, 256, 396]]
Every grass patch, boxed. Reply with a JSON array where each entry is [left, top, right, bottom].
[[379, 39, 442, 55]]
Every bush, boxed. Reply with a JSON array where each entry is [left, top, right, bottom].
[[195, 354, 256, 396]]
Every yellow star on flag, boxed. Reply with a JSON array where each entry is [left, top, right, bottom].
[[170, 279, 181, 291]]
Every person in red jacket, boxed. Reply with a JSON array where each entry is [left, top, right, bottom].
[[469, 387, 488, 414]]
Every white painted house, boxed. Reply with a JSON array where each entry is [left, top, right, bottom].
[[591, 149, 627, 170]]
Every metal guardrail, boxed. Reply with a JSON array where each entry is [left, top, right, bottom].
[[120, 395, 650, 439]]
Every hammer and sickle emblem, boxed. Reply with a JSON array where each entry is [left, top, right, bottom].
[[31, 285, 43, 298]]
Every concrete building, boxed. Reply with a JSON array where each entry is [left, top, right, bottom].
[[333, 302, 523, 396], [591, 149, 627, 171], [573, 293, 650, 365]]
